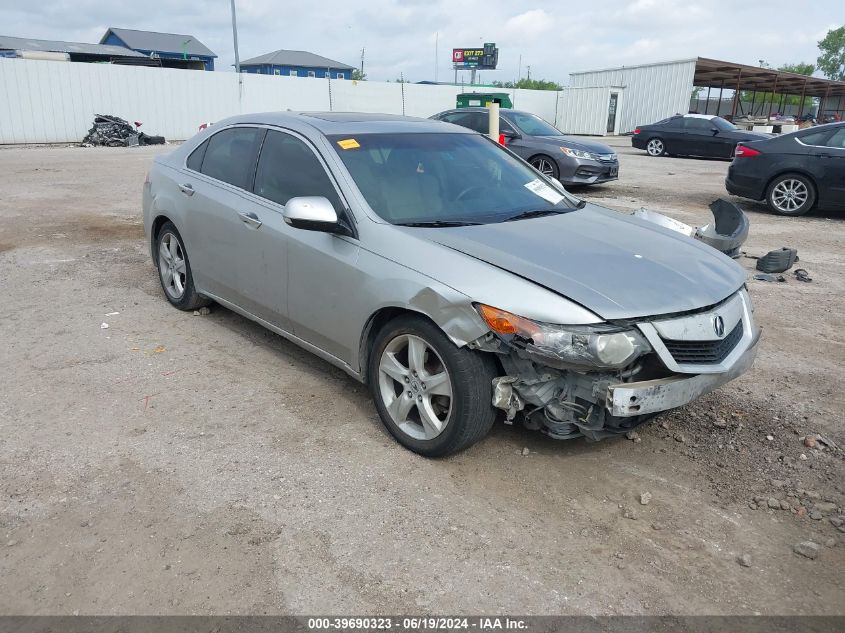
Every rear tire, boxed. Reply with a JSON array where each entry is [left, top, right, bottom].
[[368, 314, 498, 457], [155, 221, 210, 311], [646, 138, 665, 156], [766, 173, 815, 216]]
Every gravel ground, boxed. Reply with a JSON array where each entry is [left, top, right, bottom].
[[0, 138, 842, 616]]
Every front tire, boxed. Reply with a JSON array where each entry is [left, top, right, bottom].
[[368, 315, 497, 457], [529, 155, 560, 180], [646, 138, 665, 156], [766, 173, 815, 216], [155, 221, 209, 310]]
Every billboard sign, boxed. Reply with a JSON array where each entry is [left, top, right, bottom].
[[452, 43, 498, 70]]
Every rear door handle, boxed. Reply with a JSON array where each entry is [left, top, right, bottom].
[[238, 211, 263, 229], [178, 183, 195, 196]]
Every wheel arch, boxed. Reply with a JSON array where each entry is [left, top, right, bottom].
[[150, 214, 173, 257], [359, 307, 441, 385]]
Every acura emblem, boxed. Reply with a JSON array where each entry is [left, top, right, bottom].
[[713, 315, 725, 337]]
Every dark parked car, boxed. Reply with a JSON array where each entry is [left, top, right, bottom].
[[726, 122, 845, 216], [632, 114, 770, 159], [431, 108, 619, 186]]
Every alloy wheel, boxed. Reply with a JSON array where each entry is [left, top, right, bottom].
[[530, 157, 557, 178], [377, 334, 453, 441], [646, 139, 664, 156], [771, 179, 808, 213], [158, 232, 187, 300]]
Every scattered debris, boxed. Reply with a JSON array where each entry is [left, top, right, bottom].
[[755, 247, 798, 274], [816, 434, 837, 450], [622, 507, 638, 520], [713, 417, 728, 429], [639, 492, 652, 506], [105, 311, 120, 316], [673, 433, 686, 443], [792, 541, 819, 560], [6, 540, 18, 547], [152, 345, 166, 353], [737, 553, 752, 567], [753, 273, 786, 282], [766, 434, 774, 441], [625, 430, 641, 443], [193, 306, 212, 316], [803, 436, 817, 449], [767, 498, 781, 509], [813, 502, 837, 514], [521, 447, 530, 456], [82, 114, 165, 147], [793, 268, 812, 283], [100, 322, 109, 329], [830, 517, 844, 528]]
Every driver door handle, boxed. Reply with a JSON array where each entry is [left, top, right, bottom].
[[238, 211, 262, 229], [178, 183, 195, 196]]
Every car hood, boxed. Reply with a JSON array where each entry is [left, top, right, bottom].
[[406, 205, 746, 321], [534, 135, 615, 154]]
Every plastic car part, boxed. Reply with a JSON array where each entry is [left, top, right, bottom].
[[755, 247, 798, 273], [633, 200, 749, 259], [694, 199, 750, 258]]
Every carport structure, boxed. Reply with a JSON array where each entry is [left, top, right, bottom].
[[693, 57, 845, 120]]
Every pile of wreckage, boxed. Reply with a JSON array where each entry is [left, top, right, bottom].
[[81, 114, 165, 147]]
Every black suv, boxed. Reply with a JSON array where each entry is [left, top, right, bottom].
[[726, 122, 845, 216]]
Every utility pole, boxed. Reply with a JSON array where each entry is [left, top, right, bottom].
[[434, 32, 438, 83], [361, 47, 365, 75], [526, 65, 531, 81], [230, 0, 242, 92]]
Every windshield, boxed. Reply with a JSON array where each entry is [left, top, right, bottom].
[[506, 112, 563, 136], [328, 133, 580, 225], [713, 117, 738, 131]]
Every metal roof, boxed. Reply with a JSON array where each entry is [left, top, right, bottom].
[[101, 28, 216, 58], [693, 57, 845, 98], [0, 35, 145, 57], [239, 49, 354, 70]]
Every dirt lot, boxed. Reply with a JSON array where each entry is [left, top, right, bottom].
[[0, 137, 842, 616]]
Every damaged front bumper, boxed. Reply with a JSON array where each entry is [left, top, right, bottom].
[[605, 327, 759, 417], [484, 290, 761, 441]]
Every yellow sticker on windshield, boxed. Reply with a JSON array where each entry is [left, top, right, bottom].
[[337, 138, 360, 150]]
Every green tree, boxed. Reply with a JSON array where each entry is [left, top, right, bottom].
[[738, 62, 815, 111], [817, 26, 845, 80], [351, 69, 367, 81], [492, 78, 562, 91]]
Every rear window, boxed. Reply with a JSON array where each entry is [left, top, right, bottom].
[[799, 130, 829, 145], [186, 139, 208, 171], [200, 127, 264, 190]]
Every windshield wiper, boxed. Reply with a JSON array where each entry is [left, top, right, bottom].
[[394, 220, 482, 227], [502, 208, 571, 222]]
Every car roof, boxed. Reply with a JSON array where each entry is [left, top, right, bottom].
[[683, 114, 716, 120], [209, 111, 462, 135]]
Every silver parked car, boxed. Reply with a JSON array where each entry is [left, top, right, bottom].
[[143, 112, 760, 457]]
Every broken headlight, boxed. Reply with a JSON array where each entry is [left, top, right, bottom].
[[476, 304, 651, 369]]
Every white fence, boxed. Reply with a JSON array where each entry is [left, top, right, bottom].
[[0, 58, 586, 144]]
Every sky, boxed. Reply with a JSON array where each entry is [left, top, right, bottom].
[[0, 0, 840, 83]]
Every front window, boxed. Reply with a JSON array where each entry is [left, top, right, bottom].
[[329, 132, 580, 225], [506, 112, 562, 136]]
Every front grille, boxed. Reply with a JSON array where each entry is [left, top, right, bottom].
[[662, 321, 743, 364]]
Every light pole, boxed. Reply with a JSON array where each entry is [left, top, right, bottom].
[[230, 0, 241, 75]]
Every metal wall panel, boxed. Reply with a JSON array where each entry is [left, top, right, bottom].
[[556, 87, 612, 136], [569, 59, 696, 133], [0, 58, 562, 144]]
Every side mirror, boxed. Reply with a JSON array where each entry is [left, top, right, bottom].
[[283, 196, 351, 236], [711, 128, 719, 135], [503, 129, 520, 139]]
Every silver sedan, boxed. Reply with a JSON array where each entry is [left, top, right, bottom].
[[143, 112, 760, 456]]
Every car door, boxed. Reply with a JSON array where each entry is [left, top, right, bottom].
[[182, 125, 292, 330], [811, 126, 845, 207], [261, 130, 363, 360], [657, 117, 685, 154], [681, 117, 718, 156]]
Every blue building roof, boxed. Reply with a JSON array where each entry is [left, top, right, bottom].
[[240, 49, 353, 70], [100, 28, 216, 58]]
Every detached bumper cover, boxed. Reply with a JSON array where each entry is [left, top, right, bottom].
[[606, 328, 760, 417]]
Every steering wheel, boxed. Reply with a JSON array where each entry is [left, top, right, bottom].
[[456, 185, 487, 201]]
